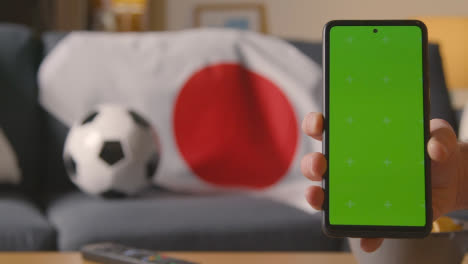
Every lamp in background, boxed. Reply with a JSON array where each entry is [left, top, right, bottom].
[[415, 17, 468, 109], [90, 0, 147, 31]]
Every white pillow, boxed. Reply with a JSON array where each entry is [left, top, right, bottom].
[[0, 128, 21, 184]]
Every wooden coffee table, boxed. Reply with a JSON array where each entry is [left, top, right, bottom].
[[2, 252, 468, 264], [0, 252, 357, 264]]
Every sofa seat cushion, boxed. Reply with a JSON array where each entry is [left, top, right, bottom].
[[47, 191, 341, 251], [0, 24, 42, 195], [0, 193, 55, 250]]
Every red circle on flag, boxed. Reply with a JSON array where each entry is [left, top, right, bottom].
[[173, 63, 298, 189]]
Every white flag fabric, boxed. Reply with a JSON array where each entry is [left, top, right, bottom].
[[39, 29, 322, 213], [0, 128, 21, 184]]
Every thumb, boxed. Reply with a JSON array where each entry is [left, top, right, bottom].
[[427, 119, 457, 162]]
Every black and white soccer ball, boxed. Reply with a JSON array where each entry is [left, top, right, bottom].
[[63, 104, 160, 198]]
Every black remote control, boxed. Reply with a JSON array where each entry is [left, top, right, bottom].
[[81, 242, 199, 264]]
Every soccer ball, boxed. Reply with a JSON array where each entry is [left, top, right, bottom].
[[63, 104, 160, 198]]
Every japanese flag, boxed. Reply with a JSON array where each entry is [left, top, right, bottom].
[[39, 29, 322, 212]]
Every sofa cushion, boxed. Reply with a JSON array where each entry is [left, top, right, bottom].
[[47, 191, 341, 251], [0, 24, 41, 195], [0, 192, 56, 250], [41, 109, 77, 199], [39, 32, 77, 198]]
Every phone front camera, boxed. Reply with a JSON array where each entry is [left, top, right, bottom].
[[373, 28, 378, 33]]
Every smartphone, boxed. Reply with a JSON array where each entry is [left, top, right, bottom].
[[322, 20, 431, 238]]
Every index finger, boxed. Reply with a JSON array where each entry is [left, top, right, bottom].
[[302, 112, 324, 141]]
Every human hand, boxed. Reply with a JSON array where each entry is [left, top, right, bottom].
[[301, 112, 464, 252]]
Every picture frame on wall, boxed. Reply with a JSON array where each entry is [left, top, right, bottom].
[[194, 4, 268, 33]]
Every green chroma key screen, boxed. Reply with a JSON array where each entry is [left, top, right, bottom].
[[329, 25, 426, 226]]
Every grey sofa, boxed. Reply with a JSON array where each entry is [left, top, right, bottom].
[[0, 23, 457, 251]]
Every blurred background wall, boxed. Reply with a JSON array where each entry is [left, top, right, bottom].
[[1, 0, 468, 105], [166, 0, 468, 41], [2, 0, 468, 39]]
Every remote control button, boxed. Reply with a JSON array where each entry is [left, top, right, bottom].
[[124, 249, 149, 260], [131, 253, 148, 259], [123, 249, 137, 256], [145, 255, 164, 263]]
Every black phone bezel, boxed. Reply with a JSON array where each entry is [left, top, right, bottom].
[[322, 20, 432, 238]]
